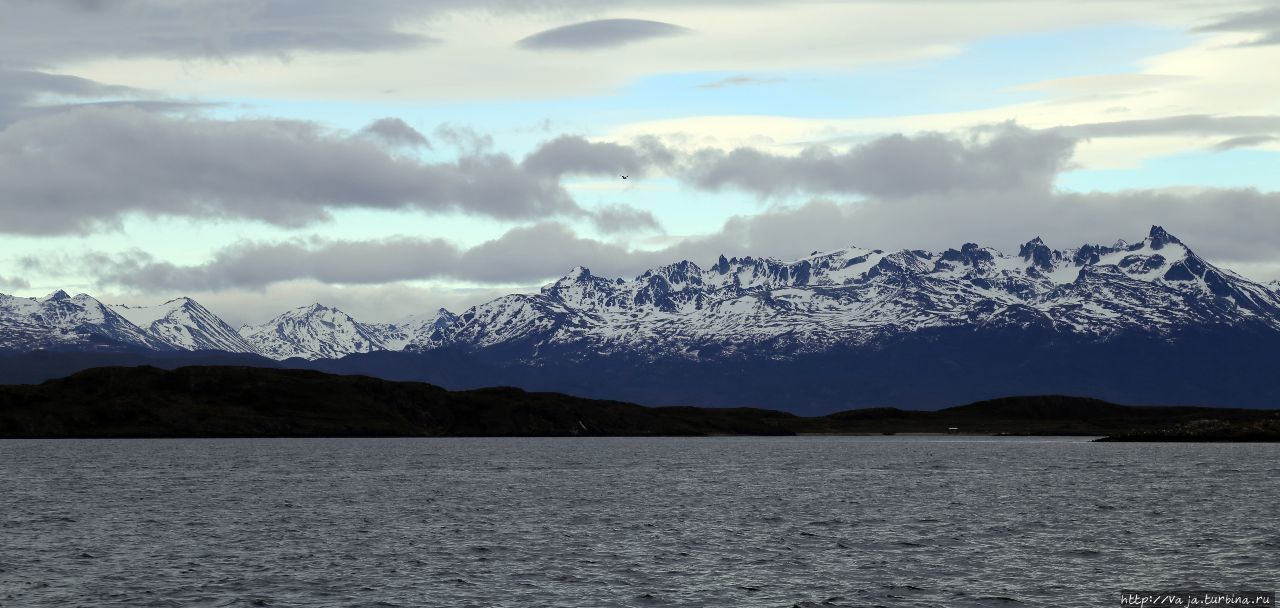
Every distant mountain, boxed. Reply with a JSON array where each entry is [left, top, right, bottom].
[[111, 297, 257, 353], [4, 226, 1280, 411], [414, 226, 1280, 360], [0, 292, 462, 362], [237, 303, 389, 360], [0, 290, 165, 352]]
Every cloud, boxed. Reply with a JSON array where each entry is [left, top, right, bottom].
[[1194, 6, 1280, 46], [0, 68, 141, 101], [89, 238, 461, 291], [356, 117, 430, 148], [432, 123, 494, 155], [11, 1, 786, 67], [0, 106, 579, 235], [681, 124, 1075, 198], [587, 204, 662, 234], [0, 119, 1148, 238], [0, 68, 210, 126], [457, 223, 662, 282], [517, 19, 689, 50], [695, 75, 784, 89], [88, 223, 671, 291], [1056, 115, 1280, 139], [1210, 135, 1278, 151], [522, 134, 675, 178], [0, 0, 439, 67], [0, 275, 31, 291]]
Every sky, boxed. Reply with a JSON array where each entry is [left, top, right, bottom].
[[3, 0, 1280, 326]]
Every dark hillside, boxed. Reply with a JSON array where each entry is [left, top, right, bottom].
[[0, 366, 1275, 440]]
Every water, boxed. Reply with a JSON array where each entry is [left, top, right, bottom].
[[1, 436, 1276, 607]]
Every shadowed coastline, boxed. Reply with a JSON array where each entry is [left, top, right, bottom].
[[0, 366, 1276, 440]]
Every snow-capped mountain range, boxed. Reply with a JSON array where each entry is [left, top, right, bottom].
[[4, 227, 1280, 363], [413, 225, 1280, 361], [0, 290, 165, 352]]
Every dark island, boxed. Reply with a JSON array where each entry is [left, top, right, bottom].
[[0, 366, 1276, 440]]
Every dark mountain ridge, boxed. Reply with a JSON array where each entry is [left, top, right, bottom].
[[1, 366, 1275, 440]]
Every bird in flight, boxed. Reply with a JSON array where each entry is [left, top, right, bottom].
[[620, 174, 628, 180]]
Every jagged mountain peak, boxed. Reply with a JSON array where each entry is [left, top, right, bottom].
[[263, 302, 361, 325], [41, 289, 71, 302], [638, 260, 704, 286], [1147, 224, 1182, 249], [264, 302, 356, 321], [1018, 236, 1057, 271], [938, 242, 997, 268], [562, 266, 592, 281], [110, 296, 256, 353], [542, 266, 611, 294], [239, 302, 385, 360]]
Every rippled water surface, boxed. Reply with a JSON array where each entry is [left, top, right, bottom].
[[2, 436, 1276, 607]]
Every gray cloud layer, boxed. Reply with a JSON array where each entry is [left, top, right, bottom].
[[517, 19, 689, 50], [0, 104, 687, 236], [76, 118, 1280, 294], [684, 126, 1075, 198], [8, 109, 1280, 243], [0, 274, 30, 290], [522, 134, 675, 177], [0, 108, 577, 234], [89, 223, 668, 291], [1056, 115, 1280, 139], [1, 0, 437, 67], [4, 1, 784, 66], [0, 68, 210, 126], [1195, 6, 1280, 46], [1211, 135, 1278, 151], [587, 204, 662, 234]]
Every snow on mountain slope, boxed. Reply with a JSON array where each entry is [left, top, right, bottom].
[[0, 290, 166, 351], [238, 303, 388, 360], [111, 298, 258, 353], [0, 293, 54, 352], [417, 226, 1280, 361], [369, 308, 459, 351]]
